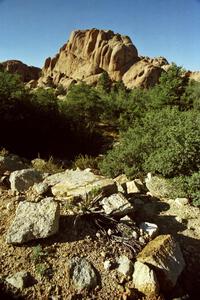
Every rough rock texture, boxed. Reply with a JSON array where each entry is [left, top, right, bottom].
[[6, 197, 60, 244], [49, 169, 117, 199], [137, 234, 185, 291], [122, 59, 163, 89], [139, 222, 159, 239], [117, 255, 133, 276], [0, 155, 26, 175], [188, 71, 200, 82], [9, 168, 43, 193], [38, 29, 138, 88], [132, 261, 159, 296], [100, 193, 134, 216], [38, 28, 168, 89], [0, 60, 41, 82], [6, 271, 31, 289], [68, 257, 97, 290]]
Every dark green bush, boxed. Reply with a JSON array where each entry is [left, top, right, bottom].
[[100, 108, 200, 178]]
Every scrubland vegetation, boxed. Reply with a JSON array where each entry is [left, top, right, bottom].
[[0, 64, 200, 205]]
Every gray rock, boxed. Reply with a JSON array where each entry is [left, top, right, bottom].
[[68, 257, 97, 290], [132, 261, 159, 296], [45, 169, 117, 200], [6, 271, 31, 289], [32, 182, 49, 195], [137, 234, 185, 291], [9, 168, 43, 193], [0, 155, 26, 175], [100, 193, 134, 216], [139, 222, 159, 239], [117, 255, 133, 276], [6, 197, 60, 244]]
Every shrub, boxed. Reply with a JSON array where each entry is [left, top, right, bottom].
[[73, 154, 100, 171], [187, 172, 200, 206], [100, 108, 200, 178]]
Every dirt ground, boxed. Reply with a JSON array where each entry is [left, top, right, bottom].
[[0, 187, 200, 300]]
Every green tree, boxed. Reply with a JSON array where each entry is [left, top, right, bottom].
[[148, 64, 188, 109]]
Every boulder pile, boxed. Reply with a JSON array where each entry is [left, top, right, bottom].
[[0, 154, 189, 299]]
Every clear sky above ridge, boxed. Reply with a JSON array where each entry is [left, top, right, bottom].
[[0, 0, 199, 71]]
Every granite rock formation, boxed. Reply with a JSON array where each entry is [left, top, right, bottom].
[[0, 60, 41, 83], [38, 28, 168, 89]]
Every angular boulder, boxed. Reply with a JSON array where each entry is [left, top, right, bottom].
[[137, 234, 185, 291], [49, 169, 117, 200], [100, 193, 134, 216], [132, 261, 159, 296], [6, 197, 60, 244], [6, 271, 32, 289], [9, 168, 43, 193]]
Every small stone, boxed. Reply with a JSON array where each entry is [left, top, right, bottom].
[[6, 271, 32, 289], [175, 216, 183, 223], [120, 215, 134, 225], [104, 260, 112, 270], [6, 201, 15, 212], [32, 182, 49, 195], [68, 257, 97, 290], [175, 198, 189, 206], [107, 229, 112, 236], [139, 222, 159, 239], [117, 255, 133, 276], [132, 231, 138, 239], [96, 232, 101, 238], [100, 251, 106, 258], [139, 237, 145, 244]]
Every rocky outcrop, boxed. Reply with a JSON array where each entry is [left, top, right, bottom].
[[38, 28, 168, 89], [188, 71, 200, 82], [0, 60, 41, 82], [122, 59, 163, 88]]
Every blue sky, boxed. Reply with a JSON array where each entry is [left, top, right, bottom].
[[0, 0, 199, 71]]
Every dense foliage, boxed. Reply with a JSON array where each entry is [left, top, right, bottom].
[[0, 65, 200, 205]]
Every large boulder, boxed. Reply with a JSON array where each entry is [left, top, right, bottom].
[[6, 197, 60, 244], [9, 168, 43, 193], [46, 169, 117, 200], [38, 28, 139, 88], [122, 59, 163, 89], [137, 234, 185, 291], [0, 60, 41, 82]]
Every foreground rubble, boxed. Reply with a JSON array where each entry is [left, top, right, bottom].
[[0, 158, 199, 299]]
